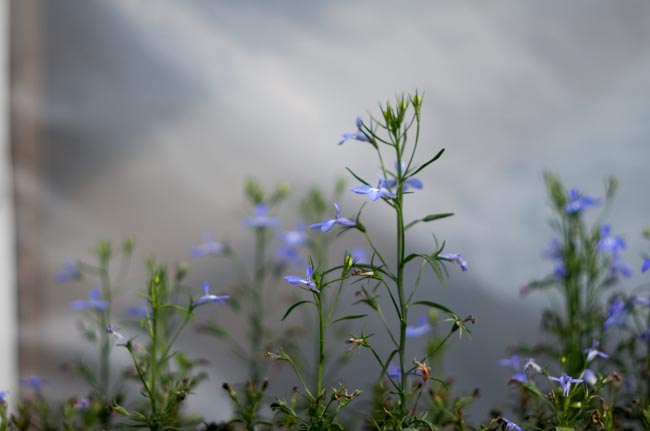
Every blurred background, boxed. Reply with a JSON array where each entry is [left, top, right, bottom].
[[5, 0, 650, 424]]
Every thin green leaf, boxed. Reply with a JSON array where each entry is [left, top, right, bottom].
[[331, 314, 367, 325], [281, 300, 312, 321], [411, 148, 445, 176], [413, 300, 456, 317], [420, 254, 445, 284], [345, 167, 370, 186], [404, 213, 454, 231]]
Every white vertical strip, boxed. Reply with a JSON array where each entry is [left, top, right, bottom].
[[0, 0, 16, 401]]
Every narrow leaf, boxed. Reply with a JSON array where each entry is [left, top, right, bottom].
[[331, 314, 367, 325], [282, 300, 312, 321], [345, 167, 370, 187], [411, 148, 445, 176], [413, 300, 456, 317]]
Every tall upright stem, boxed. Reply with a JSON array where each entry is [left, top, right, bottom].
[[250, 228, 267, 385], [395, 153, 407, 422]]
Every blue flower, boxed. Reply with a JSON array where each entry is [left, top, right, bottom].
[[71, 288, 109, 312], [277, 245, 305, 267], [75, 397, 90, 411], [499, 418, 523, 431], [194, 282, 230, 306], [350, 247, 368, 264], [191, 232, 225, 258], [279, 224, 308, 246], [523, 358, 542, 374], [0, 391, 6, 403], [338, 116, 370, 145], [106, 325, 127, 343], [439, 253, 468, 272], [405, 315, 431, 338], [565, 188, 599, 214], [584, 340, 608, 363], [242, 204, 279, 228], [604, 297, 627, 329], [609, 255, 632, 279], [499, 355, 527, 383], [351, 176, 396, 201], [542, 239, 567, 279], [126, 300, 151, 319], [55, 260, 80, 283], [583, 369, 597, 386], [642, 258, 650, 273], [309, 203, 356, 232], [20, 375, 47, 394], [386, 162, 424, 192], [597, 225, 626, 254], [548, 372, 583, 396], [284, 265, 318, 292], [387, 363, 401, 380]]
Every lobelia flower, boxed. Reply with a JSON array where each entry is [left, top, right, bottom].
[[242, 204, 279, 228], [583, 369, 598, 386], [277, 224, 308, 267], [351, 176, 396, 201], [565, 188, 599, 214], [643, 258, 650, 273], [75, 397, 90, 411], [284, 265, 318, 293], [191, 232, 225, 258], [338, 116, 370, 145], [499, 418, 523, 431], [309, 203, 356, 232], [542, 238, 567, 279], [194, 282, 230, 306], [0, 390, 6, 403], [71, 288, 109, 312], [278, 223, 308, 246], [548, 372, 583, 396], [523, 358, 542, 374], [55, 259, 80, 283], [126, 300, 151, 319], [351, 247, 368, 264], [584, 340, 608, 363], [387, 364, 401, 380], [597, 225, 626, 254], [439, 253, 468, 272], [277, 245, 305, 267], [20, 375, 47, 394], [386, 161, 424, 192], [608, 254, 632, 279], [632, 296, 650, 307], [499, 355, 527, 383], [405, 315, 432, 338], [604, 297, 627, 329], [106, 325, 127, 343]]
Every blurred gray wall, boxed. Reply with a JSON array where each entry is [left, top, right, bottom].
[[11, 0, 650, 423]]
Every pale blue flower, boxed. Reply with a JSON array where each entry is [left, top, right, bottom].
[[279, 224, 308, 246], [439, 253, 468, 272], [242, 204, 279, 228], [106, 325, 127, 343], [309, 203, 356, 232], [542, 239, 567, 279], [642, 258, 650, 273], [523, 358, 542, 374], [194, 282, 230, 306], [20, 375, 47, 394], [499, 418, 523, 431], [126, 300, 151, 319], [338, 116, 370, 145], [548, 372, 583, 396], [405, 315, 431, 338], [191, 232, 225, 258], [0, 391, 6, 403], [584, 340, 608, 363], [597, 225, 626, 254], [277, 245, 305, 267], [609, 254, 632, 279], [75, 397, 90, 411], [583, 369, 597, 386], [284, 265, 318, 292], [387, 363, 401, 380], [55, 260, 80, 283], [499, 355, 527, 383], [71, 288, 109, 312], [351, 176, 396, 201], [565, 188, 599, 213], [351, 247, 368, 264], [604, 297, 627, 329]]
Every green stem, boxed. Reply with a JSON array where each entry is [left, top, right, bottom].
[[250, 228, 267, 385], [317, 295, 325, 397], [395, 154, 408, 424]]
